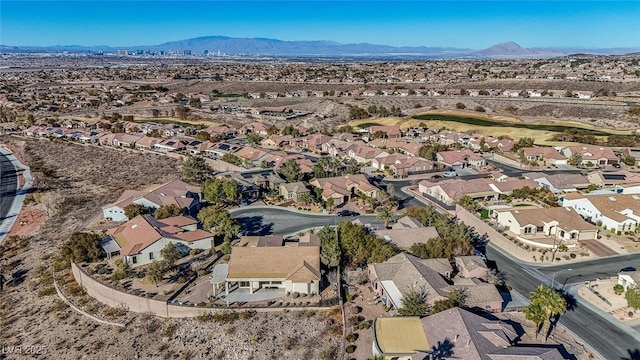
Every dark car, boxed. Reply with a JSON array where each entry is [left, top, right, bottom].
[[620, 267, 637, 272], [612, 163, 621, 168], [337, 210, 360, 217]]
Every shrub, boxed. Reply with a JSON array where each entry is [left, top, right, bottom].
[[346, 333, 358, 342], [162, 323, 178, 338], [37, 286, 56, 297], [292, 292, 300, 298], [346, 293, 354, 301], [629, 311, 635, 317], [103, 306, 127, 318], [614, 284, 625, 295], [345, 345, 356, 354], [570, 253, 577, 259]]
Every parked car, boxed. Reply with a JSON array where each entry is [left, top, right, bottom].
[[443, 171, 457, 178], [620, 266, 636, 272], [337, 210, 360, 217], [612, 163, 621, 168]]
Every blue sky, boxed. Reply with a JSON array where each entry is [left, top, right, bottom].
[[1, 1, 639, 48]]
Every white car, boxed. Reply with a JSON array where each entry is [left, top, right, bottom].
[[443, 171, 457, 178]]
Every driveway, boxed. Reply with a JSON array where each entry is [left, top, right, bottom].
[[579, 240, 618, 257]]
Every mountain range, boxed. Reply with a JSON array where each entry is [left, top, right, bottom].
[[2, 36, 639, 59]]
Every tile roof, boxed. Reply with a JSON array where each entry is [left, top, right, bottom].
[[107, 214, 214, 256], [227, 246, 320, 282]]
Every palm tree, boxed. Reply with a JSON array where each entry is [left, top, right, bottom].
[[523, 303, 546, 339], [377, 206, 396, 228], [529, 285, 567, 341], [297, 192, 313, 207]]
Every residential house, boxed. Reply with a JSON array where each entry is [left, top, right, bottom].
[[561, 145, 619, 167], [562, 193, 640, 233], [234, 146, 271, 165], [112, 134, 143, 148], [204, 142, 242, 159], [587, 170, 640, 188], [102, 180, 201, 222], [300, 134, 333, 153], [279, 182, 311, 202], [436, 149, 486, 170], [186, 140, 212, 155], [524, 173, 591, 193], [618, 271, 640, 290], [367, 125, 403, 139], [372, 307, 571, 359], [134, 136, 160, 151], [104, 214, 214, 268], [204, 125, 237, 139], [223, 246, 321, 295], [153, 138, 189, 153], [260, 134, 293, 149], [348, 145, 389, 164], [418, 178, 498, 207], [372, 153, 434, 178], [495, 207, 598, 249], [372, 215, 439, 249], [309, 174, 378, 205], [522, 147, 568, 166], [368, 253, 503, 313]]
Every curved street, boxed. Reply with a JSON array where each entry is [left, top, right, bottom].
[[230, 206, 382, 236], [0, 149, 19, 241], [230, 205, 640, 359]]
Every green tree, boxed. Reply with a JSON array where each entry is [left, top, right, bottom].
[[110, 258, 131, 281], [123, 203, 150, 219], [197, 206, 240, 243], [146, 260, 167, 287], [222, 179, 240, 205], [194, 131, 211, 142], [154, 204, 183, 219], [181, 156, 213, 184], [58, 232, 105, 264], [626, 286, 640, 310], [529, 285, 567, 341], [523, 303, 546, 339], [318, 226, 340, 268], [175, 106, 190, 120], [188, 97, 202, 109], [568, 153, 582, 166], [326, 197, 335, 212], [160, 243, 181, 269], [376, 206, 396, 228], [279, 159, 303, 182], [431, 288, 467, 314], [397, 288, 428, 317], [458, 195, 480, 212], [247, 132, 262, 145]]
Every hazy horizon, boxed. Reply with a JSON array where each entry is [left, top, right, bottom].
[[2, 1, 640, 49]]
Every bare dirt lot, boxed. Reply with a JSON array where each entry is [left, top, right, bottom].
[[0, 137, 337, 359]]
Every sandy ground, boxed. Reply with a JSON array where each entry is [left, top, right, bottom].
[[5, 205, 47, 237], [578, 278, 640, 323]]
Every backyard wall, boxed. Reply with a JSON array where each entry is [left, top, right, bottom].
[[71, 263, 331, 317]]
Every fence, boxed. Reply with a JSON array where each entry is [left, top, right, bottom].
[[71, 263, 337, 318]]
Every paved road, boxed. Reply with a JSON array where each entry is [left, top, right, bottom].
[[0, 151, 18, 235], [229, 207, 383, 236], [487, 245, 640, 360], [536, 253, 640, 287], [234, 205, 640, 359]]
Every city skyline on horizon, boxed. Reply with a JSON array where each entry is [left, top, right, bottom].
[[2, 1, 640, 49]]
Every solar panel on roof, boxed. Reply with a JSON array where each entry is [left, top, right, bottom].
[[602, 174, 626, 181], [219, 144, 230, 150]]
